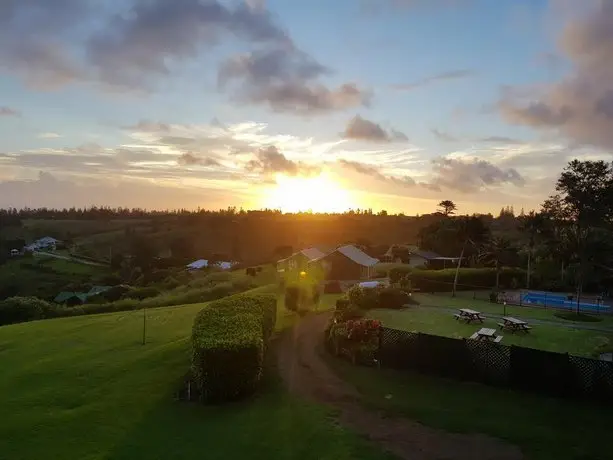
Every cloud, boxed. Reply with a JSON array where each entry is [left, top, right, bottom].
[[0, 106, 20, 117], [499, 2, 613, 149], [88, 0, 289, 90], [246, 145, 320, 176], [391, 69, 475, 91], [177, 152, 221, 167], [429, 157, 525, 192], [123, 120, 172, 133], [0, 171, 243, 210], [478, 136, 521, 144], [342, 115, 408, 142], [218, 47, 370, 114], [431, 128, 458, 142], [338, 159, 415, 186], [38, 132, 61, 139]]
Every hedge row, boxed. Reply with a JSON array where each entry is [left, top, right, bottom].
[[191, 293, 277, 403], [0, 280, 267, 327], [389, 267, 527, 291]]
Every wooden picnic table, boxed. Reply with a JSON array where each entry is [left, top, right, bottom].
[[454, 308, 486, 323], [499, 317, 532, 333], [470, 327, 503, 343]]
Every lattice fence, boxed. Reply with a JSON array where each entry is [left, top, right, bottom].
[[372, 327, 613, 404]]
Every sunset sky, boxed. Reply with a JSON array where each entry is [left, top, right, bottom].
[[1, 0, 612, 214]]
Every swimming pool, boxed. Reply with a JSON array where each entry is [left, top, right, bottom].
[[521, 291, 610, 312]]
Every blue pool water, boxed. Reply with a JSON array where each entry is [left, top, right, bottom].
[[521, 292, 610, 312]]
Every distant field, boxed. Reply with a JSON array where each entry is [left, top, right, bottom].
[[0, 292, 390, 460]]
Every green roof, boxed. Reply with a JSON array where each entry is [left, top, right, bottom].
[[87, 286, 112, 296], [54, 292, 80, 303]]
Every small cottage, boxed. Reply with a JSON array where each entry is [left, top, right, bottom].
[[309, 245, 379, 281]]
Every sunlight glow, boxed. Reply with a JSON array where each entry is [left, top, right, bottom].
[[262, 173, 355, 213]]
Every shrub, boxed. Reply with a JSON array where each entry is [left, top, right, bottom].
[[335, 298, 350, 310], [378, 287, 413, 309], [190, 294, 276, 403], [324, 280, 343, 294], [123, 286, 161, 300], [284, 284, 318, 312], [0, 296, 56, 326], [347, 285, 381, 310]]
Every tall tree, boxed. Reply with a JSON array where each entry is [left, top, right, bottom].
[[479, 236, 516, 291], [451, 216, 491, 296], [542, 160, 613, 312], [437, 200, 457, 216]]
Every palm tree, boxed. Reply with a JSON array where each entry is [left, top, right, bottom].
[[479, 237, 515, 291]]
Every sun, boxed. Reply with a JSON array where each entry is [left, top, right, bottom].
[[262, 173, 355, 213]]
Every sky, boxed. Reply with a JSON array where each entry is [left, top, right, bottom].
[[1, 0, 612, 215]]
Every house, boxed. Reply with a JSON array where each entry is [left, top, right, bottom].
[[54, 292, 88, 306], [383, 245, 461, 269], [186, 259, 236, 271], [276, 247, 326, 274], [308, 245, 379, 281], [407, 248, 461, 269], [24, 236, 61, 252]]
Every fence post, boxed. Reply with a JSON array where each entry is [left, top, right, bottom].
[[377, 327, 383, 368]]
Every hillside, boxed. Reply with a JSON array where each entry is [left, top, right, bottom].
[[0, 296, 391, 460]]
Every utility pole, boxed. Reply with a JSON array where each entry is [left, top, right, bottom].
[[142, 305, 147, 345]]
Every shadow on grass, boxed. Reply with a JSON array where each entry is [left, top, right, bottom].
[[324, 352, 612, 460]]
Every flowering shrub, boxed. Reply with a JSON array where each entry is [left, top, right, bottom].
[[331, 318, 381, 342]]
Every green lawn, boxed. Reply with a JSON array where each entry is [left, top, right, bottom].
[[327, 355, 611, 460], [0, 295, 391, 460], [366, 306, 612, 357], [414, 292, 613, 327]]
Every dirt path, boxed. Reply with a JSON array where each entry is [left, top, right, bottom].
[[275, 313, 524, 460]]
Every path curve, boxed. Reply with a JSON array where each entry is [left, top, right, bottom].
[[275, 313, 523, 460]]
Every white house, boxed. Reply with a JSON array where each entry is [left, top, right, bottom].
[[24, 236, 61, 252]]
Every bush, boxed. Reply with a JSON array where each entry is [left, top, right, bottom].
[[190, 294, 276, 403], [324, 280, 343, 294], [123, 286, 161, 300], [284, 284, 318, 312], [378, 287, 413, 309], [347, 285, 381, 310], [335, 298, 350, 310], [0, 296, 56, 326]]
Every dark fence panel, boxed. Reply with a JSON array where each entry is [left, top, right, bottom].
[[510, 346, 578, 397], [375, 327, 613, 404]]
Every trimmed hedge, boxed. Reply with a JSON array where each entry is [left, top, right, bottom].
[[191, 293, 277, 403], [389, 267, 526, 291]]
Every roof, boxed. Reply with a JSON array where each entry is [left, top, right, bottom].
[[300, 247, 326, 260], [410, 249, 443, 260], [334, 245, 379, 267], [87, 286, 112, 296], [54, 292, 87, 303], [277, 247, 325, 264], [187, 259, 208, 269]]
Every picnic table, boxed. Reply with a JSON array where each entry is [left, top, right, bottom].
[[453, 308, 486, 323], [498, 317, 532, 333], [469, 327, 503, 343]]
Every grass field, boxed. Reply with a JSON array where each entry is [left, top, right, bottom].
[[327, 354, 611, 460], [367, 306, 612, 357], [0, 292, 391, 460], [414, 292, 613, 327]]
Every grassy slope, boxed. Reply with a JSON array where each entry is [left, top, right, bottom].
[[0, 257, 107, 299], [0, 293, 391, 460], [328, 356, 611, 460]]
